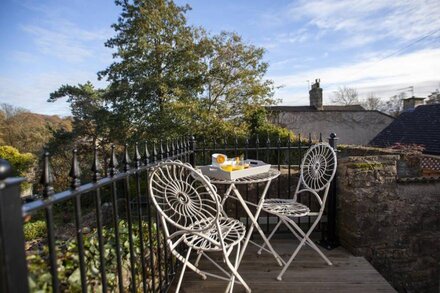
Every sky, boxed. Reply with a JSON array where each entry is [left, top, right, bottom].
[[0, 0, 439, 116]]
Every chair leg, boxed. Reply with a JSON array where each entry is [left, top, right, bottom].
[[277, 217, 331, 281], [280, 217, 303, 241], [257, 220, 282, 255], [282, 217, 319, 250], [307, 240, 332, 266], [175, 247, 192, 292], [195, 250, 203, 267], [224, 245, 251, 293], [277, 233, 307, 281], [284, 218, 332, 266], [172, 249, 207, 280], [225, 242, 241, 293]]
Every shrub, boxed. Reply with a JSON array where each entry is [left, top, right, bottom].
[[0, 145, 35, 177], [27, 220, 166, 292], [24, 220, 47, 241], [0, 145, 35, 191]]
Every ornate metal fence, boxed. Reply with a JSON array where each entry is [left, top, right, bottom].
[[0, 133, 338, 292], [194, 133, 338, 245], [0, 138, 194, 293]]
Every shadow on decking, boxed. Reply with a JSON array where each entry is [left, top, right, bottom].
[[170, 238, 395, 293]]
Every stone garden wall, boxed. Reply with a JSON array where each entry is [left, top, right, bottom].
[[336, 151, 440, 292]]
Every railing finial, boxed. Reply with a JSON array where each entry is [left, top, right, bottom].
[[176, 138, 181, 154], [152, 141, 158, 162], [143, 141, 150, 165], [160, 139, 164, 160], [329, 133, 338, 150], [0, 159, 12, 180], [133, 142, 141, 169], [165, 139, 170, 157], [40, 151, 54, 197], [109, 144, 118, 177], [171, 139, 176, 156], [69, 148, 81, 189], [91, 144, 102, 182], [123, 143, 131, 172]]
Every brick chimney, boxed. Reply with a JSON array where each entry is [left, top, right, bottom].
[[402, 97, 425, 111], [309, 79, 323, 110]]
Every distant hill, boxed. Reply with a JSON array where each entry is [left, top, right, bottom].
[[0, 109, 72, 155]]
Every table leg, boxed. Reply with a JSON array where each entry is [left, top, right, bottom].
[[233, 181, 284, 267], [221, 184, 235, 207], [220, 184, 235, 217]]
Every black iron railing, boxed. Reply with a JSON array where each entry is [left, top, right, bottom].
[[194, 133, 338, 239], [0, 133, 338, 292], [1, 138, 194, 293]]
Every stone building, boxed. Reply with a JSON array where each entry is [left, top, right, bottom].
[[267, 80, 394, 145]]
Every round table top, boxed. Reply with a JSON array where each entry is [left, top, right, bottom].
[[208, 168, 281, 185]]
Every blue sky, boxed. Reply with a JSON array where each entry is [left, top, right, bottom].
[[1, 0, 439, 115]]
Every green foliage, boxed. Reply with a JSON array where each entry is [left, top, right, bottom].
[[192, 32, 277, 139], [244, 107, 293, 141], [47, 0, 283, 146], [47, 83, 116, 190], [27, 220, 165, 292], [48, 82, 115, 144], [0, 145, 35, 177], [24, 220, 47, 241], [98, 0, 205, 140], [348, 162, 384, 170], [45, 0, 287, 186]]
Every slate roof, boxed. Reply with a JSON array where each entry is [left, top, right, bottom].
[[370, 104, 440, 155], [267, 105, 365, 112]]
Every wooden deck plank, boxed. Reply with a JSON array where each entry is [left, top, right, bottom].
[[170, 239, 396, 292]]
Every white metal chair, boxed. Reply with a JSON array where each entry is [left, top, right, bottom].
[[257, 143, 337, 281], [148, 160, 251, 293]]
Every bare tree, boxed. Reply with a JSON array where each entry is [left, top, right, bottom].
[[361, 93, 384, 110], [331, 86, 359, 105], [0, 103, 28, 119], [426, 89, 440, 104], [382, 93, 404, 117]]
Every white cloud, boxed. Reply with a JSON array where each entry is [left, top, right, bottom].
[[271, 48, 440, 104], [0, 3, 115, 116], [270, 0, 440, 48], [276, 28, 310, 44], [270, 56, 315, 70], [22, 20, 112, 63]]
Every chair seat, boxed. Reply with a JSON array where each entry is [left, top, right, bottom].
[[263, 199, 310, 217], [184, 217, 246, 251]]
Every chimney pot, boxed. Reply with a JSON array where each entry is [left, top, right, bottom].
[[309, 79, 323, 110], [402, 97, 425, 111]]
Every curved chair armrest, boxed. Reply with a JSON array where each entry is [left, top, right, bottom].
[[295, 188, 323, 206]]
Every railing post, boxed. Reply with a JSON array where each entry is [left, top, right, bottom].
[[320, 133, 339, 250], [0, 159, 29, 293], [189, 135, 196, 166]]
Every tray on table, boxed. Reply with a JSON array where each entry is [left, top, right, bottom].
[[199, 159, 271, 181]]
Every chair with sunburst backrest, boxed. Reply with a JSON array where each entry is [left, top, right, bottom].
[[148, 160, 251, 292], [257, 143, 337, 281]]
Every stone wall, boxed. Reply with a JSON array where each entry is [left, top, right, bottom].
[[270, 110, 394, 145], [337, 154, 440, 292]]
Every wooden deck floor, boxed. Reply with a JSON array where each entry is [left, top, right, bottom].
[[170, 239, 395, 293]]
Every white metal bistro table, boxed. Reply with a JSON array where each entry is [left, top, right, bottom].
[[207, 169, 285, 267]]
